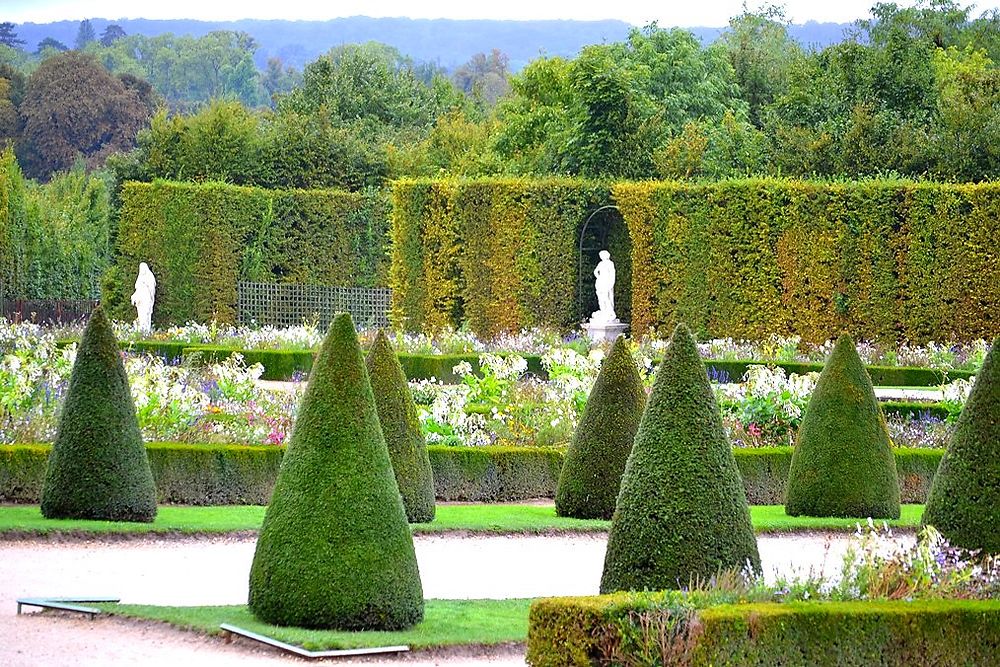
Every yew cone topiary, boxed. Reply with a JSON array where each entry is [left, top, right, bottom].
[[367, 329, 435, 523], [785, 334, 900, 519], [600, 324, 760, 593], [923, 340, 1000, 552], [40, 306, 157, 522], [248, 313, 423, 630], [555, 336, 645, 520]]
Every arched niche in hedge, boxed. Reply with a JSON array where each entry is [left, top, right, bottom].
[[576, 204, 632, 325]]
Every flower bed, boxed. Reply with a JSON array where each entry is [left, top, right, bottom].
[[4, 321, 975, 451]]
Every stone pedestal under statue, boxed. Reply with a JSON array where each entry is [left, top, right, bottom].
[[582, 250, 628, 343], [582, 318, 629, 343]]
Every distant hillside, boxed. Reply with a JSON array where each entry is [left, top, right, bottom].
[[14, 17, 852, 71]]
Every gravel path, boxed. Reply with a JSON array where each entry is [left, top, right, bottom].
[[1, 532, 910, 665]]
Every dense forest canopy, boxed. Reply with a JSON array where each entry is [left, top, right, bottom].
[[0, 1, 999, 184], [10, 16, 854, 72]]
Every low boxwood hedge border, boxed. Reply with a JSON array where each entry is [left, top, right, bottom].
[[527, 595, 1000, 666], [0, 444, 941, 506], [881, 400, 951, 421], [58, 338, 976, 384], [706, 359, 974, 386]]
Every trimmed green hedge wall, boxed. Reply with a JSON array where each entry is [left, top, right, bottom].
[[527, 595, 1000, 666], [391, 178, 999, 342], [390, 178, 611, 335], [616, 179, 1000, 343], [429, 445, 563, 502], [106, 180, 389, 324], [0, 444, 941, 506], [148, 443, 281, 505]]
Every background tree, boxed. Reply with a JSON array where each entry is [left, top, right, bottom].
[[0, 64, 24, 141], [453, 49, 511, 106], [930, 45, 1000, 179], [35, 37, 69, 55], [74, 19, 96, 50], [279, 42, 455, 129], [261, 56, 302, 103], [719, 5, 801, 127], [18, 52, 153, 179], [100, 24, 127, 47], [0, 23, 24, 50]]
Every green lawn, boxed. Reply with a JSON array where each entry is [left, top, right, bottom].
[[94, 599, 531, 651], [0, 503, 925, 537]]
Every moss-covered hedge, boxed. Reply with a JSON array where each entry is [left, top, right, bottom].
[[924, 339, 1000, 552], [786, 335, 901, 519], [106, 180, 388, 324], [527, 594, 1000, 666], [248, 312, 423, 630], [0, 444, 943, 506]]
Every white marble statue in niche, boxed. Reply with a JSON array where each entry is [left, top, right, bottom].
[[131, 262, 156, 333], [592, 250, 618, 324]]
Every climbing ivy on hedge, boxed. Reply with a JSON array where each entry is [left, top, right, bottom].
[[614, 179, 1000, 342], [390, 177, 999, 342], [923, 339, 1000, 552], [106, 180, 389, 324], [390, 178, 610, 336], [248, 313, 423, 630]]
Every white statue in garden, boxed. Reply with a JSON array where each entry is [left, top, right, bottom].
[[592, 250, 617, 324], [131, 262, 156, 333]]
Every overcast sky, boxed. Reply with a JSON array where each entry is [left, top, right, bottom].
[[7, 0, 1000, 27]]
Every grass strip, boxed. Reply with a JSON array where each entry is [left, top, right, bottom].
[[0, 503, 925, 537], [94, 599, 531, 651]]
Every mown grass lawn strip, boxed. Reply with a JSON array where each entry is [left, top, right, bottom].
[[94, 599, 531, 651], [0, 503, 925, 536]]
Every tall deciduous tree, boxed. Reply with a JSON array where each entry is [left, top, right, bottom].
[[279, 42, 453, 129], [18, 52, 153, 179]]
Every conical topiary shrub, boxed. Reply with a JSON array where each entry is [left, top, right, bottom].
[[923, 340, 999, 552], [785, 334, 900, 519], [600, 324, 760, 593], [248, 313, 423, 630], [555, 336, 646, 520], [40, 306, 157, 522], [366, 329, 436, 523]]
